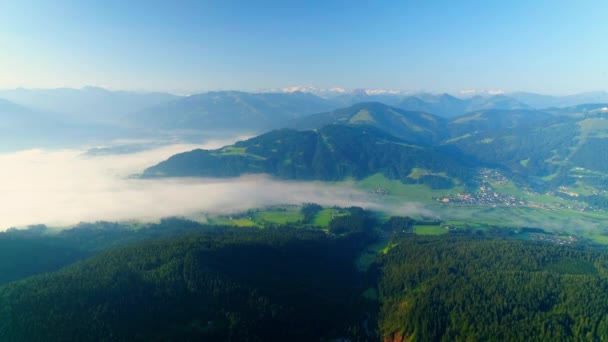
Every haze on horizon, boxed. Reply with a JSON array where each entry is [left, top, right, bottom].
[[1, 0, 607, 95]]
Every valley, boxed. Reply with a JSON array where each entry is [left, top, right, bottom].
[[4, 2, 608, 340], [126, 99, 608, 245], [4, 68, 608, 342]]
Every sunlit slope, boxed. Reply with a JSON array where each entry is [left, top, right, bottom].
[[283, 102, 447, 144], [446, 106, 608, 191], [143, 124, 474, 188]]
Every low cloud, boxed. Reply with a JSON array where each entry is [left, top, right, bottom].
[[0, 140, 388, 231]]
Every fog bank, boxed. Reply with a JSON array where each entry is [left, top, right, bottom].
[[0, 140, 383, 230]]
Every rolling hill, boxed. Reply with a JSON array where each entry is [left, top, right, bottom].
[[142, 124, 474, 188], [445, 106, 608, 191], [140, 100, 608, 201], [3, 211, 608, 341], [447, 108, 557, 137], [282, 102, 447, 144], [0, 226, 372, 341]]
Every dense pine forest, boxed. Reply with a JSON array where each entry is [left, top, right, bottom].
[[0, 211, 377, 341], [376, 236, 608, 341], [3, 208, 608, 341], [142, 124, 474, 189]]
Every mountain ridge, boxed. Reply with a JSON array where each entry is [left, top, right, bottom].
[[128, 90, 340, 132], [143, 124, 474, 189], [281, 102, 447, 144]]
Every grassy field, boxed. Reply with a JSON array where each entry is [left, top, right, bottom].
[[407, 168, 428, 180], [354, 173, 463, 204], [206, 170, 608, 245], [493, 181, 568, 206], [414, 225, 448, 235], [207, 206, 355, 229], [578, 118, 608, 138], [209, 217, 258, 227], [214, 146, 266, 160], [351, 173, 606, 233], [208, 206, 302, 227], [219, 146, 247, 155], [313, 209, 339, 227], [588, 234, 608, 244], [254, 208, 303, 224], [349, 109, 374, 123]]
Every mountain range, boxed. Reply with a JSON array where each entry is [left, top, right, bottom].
[[3, 87, 608, 186], [4, 87, 608, 341], [0, 86, 178, 125], [143, 124, 473, 189], [143, 101, 608, 201], [282, 102, 447, 144], [2, 86, 607, 129], [0, 96, 136, 151], [509, 91, 608, 108], [126, 89, 608, 132], [0, 98, 81, 150], [127, 90, 338, 132]]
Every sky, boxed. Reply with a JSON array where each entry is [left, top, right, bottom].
[[1, 0, 607, 94]]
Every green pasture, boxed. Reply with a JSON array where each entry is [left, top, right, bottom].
[[414, 225, 448, 235]]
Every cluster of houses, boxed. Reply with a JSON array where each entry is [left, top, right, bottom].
[[437, 185, 523, 207]]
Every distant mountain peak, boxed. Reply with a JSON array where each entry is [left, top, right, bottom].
[[282, 102, 446, 145], [280, 85, 347, 96], [457, 89, 506, 97], [278, 85, 409, 98]]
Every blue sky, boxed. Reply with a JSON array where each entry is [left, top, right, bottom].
[[1, 0, 607, 94]]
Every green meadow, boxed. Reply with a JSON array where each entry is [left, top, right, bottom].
[[414, 225, 448, 235]]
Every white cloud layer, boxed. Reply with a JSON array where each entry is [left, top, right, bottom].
[[0, 140, 387, 231]]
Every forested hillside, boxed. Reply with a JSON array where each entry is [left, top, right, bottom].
[[446, 108, 608, 190], [283, 102, 447, 144], [4, 214, 608, 341], [143, 124, 474, 189], [377, 236, 608, 341], [0, 216, 280, 287], [0, 222, 376, 341], [140, 100, 608, 198]]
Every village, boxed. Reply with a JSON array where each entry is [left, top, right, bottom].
[[436, 186, 524, 207], [530, 233, 578, 245], [436, 169, 526, 207]]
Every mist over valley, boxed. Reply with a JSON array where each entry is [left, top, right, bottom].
[[3, 2, 608, 340]]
